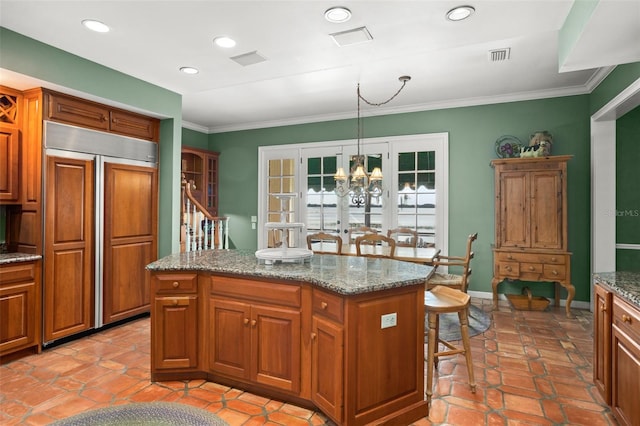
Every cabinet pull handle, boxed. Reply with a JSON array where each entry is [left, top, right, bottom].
[[321, 302, 328, 310], [600, 304, 607, 313], [172, 281, 179, 288], [552, 270, 558, 276], [311, 332, 317, 340], [244, 318, 249, 325], [251, 320, 256, 327], [622, 314, 632, 323]]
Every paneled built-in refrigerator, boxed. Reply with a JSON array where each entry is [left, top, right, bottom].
[[43, 121, 158, 344]]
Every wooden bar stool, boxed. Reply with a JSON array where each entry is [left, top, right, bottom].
[[424, 285, 476, 406]]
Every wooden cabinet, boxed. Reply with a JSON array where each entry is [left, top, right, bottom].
[[46, 90, 159, 141], [491, 156, 574, 317], [0, 86, 22, 204], [311, 289, 344, 424], [181, 147, 219, 216], [611, 296, 640, 426], [593, 284, 612, 404], [0, 260, 41, 359], [151, 273, 198, 370], [43, 156, 94, 342], [209, 276, 301, 394]]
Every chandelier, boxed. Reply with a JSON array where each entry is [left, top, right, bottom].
[[334, 76, 411, 207]]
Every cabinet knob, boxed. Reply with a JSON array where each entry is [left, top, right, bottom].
[[507, 255, 513, 260], [244, 318, 249, 325], [529, 266, 535, 271], [551, 270, 559, 276], [505, 266, 512, 272], [600, 304, 607, 313], [622, 314, 632, 324], [172, 281, 179, 288], [251, 320, 257, 327], [172, 299, 178, 306], [551, 257, 557, 262], [321, 302, 328, 310], [311, 332, 317, 340]]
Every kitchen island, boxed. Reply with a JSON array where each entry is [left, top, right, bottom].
[[592, 271, 640, 426], [147, 249, 434, 426]]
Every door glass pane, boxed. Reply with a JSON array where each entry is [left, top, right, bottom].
[[396, 150, 436, 247], [267, 158, 297, 248], [306, 155, 339, 233]]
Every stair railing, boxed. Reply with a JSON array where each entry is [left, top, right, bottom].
[[181, 178, 229, 252]]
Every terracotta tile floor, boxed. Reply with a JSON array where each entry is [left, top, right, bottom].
[[1, 298, 618, 425]]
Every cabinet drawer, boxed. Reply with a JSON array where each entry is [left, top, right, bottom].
[[543, 264, 566, 280], [153, 273, 198, 293], [613, 297, 640, 342], [497, 252, 566, 264], [521, 263, 543, 274], [211, 276, 301, 308], [0, 262, 36, 284], [313, 289, 344, 324], [498, 262, 519, 278]]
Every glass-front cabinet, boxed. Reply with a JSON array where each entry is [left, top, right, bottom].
[[181, 147, 219, 217]]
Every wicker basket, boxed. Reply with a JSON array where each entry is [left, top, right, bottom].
[[506, 287, 550, 311]]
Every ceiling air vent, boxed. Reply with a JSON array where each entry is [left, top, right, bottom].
[[330, 26, 373, 47], [230, 51, 267, 67], [489, 48, 511, 62]]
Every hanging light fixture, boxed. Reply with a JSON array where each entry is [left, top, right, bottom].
[[334, 75, 411, 207]]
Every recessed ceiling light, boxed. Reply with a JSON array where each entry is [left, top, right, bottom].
[[82, 19, 110, 33], [325, 6, 351, 23], [213, 36, 236, 48], [446, 5, 475, 21], [180, 67, 199, 75]]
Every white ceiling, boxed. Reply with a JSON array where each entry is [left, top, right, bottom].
[[1, 0, 639, 133]]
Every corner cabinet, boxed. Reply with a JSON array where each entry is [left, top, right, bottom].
[[490, 156, 574, 317], [181, 147, 219, 216]]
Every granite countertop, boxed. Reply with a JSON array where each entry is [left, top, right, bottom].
[[146, 249, 434, 295], [0, 253, 43, 265], [593, 271, 640, 309]]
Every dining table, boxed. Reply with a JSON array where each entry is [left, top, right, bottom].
[[310, 242, 440, 265]]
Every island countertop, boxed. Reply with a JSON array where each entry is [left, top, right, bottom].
[[0, 253, 42, 265], [593, 271, 640, 309], [146, 249, 434, 295]]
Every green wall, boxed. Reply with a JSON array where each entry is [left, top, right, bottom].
[[0, 27, 183, 256], [616, 105, 640, 271], [210, 96, 593, 302], [182, 127, 210, 150]]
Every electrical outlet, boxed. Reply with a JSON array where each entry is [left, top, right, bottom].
[[381, 313, 397, 329], [251, 216, 257, 223], [251, 223, 256, 230]]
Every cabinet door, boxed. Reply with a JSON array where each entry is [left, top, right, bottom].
[[152, 296, 198, 370], [47, 92, 109, 132], [0, 277, 36, 355], [209, 298, 252, 379], [593, 284, 611, 404], [311, 316, 343, 423], [102, 162, 157, 325], [205, 153, 219, 216], [109, 110, 158, 141], [611, 326, 640, 426], [44, 156, 94, 342], [530, 170, 563, 249], [0, 126, 19, 202], [498, 171, 530, 248], [252, 304, 301, 393]]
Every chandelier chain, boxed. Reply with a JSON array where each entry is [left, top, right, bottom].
[[358, 79, 409, 107]]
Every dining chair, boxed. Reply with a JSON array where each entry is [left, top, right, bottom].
[[355, 234, 396, 258], [306, 232, 342, 254], [348, 225, 378, 244], [387, 227, 418, 247], [426, 232, 477, 293]]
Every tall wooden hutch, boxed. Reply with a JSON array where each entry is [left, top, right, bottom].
[[491, 155, 574, 317]]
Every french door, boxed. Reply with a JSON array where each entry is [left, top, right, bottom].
[[258, 133, 448, 252]]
